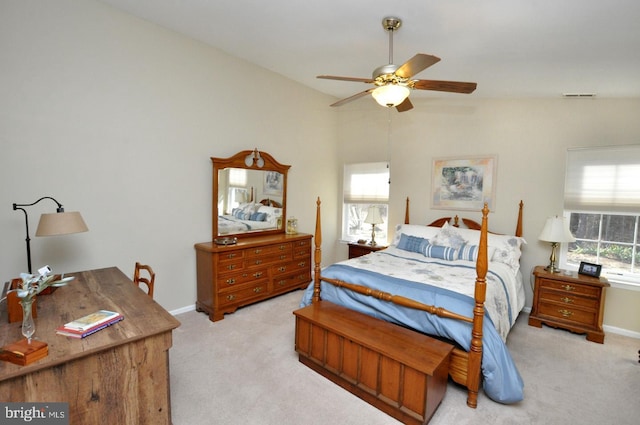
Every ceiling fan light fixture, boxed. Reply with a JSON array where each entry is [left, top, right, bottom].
[[372, 84, 410, 107]]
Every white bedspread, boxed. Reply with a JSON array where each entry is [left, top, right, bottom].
[[336, 245, 525, 341]]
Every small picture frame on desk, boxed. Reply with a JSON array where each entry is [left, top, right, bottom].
[[578, 261, 602, 278]]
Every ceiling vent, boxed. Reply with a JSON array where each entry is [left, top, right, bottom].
[[562, 93, 596, 98]]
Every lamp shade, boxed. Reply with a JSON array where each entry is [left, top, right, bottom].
[[364, 206, 383, 225], [371, 84, 410, 107], [538, 216, 576, 243], [35, 211, 89, 237]]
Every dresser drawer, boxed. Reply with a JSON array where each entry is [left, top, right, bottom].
[[273, 271, 312, 293], [245, 243, 292, 257], [272, 258, 311, 277], [217, 258, 245, 274], [537, 302, 597, 327], [246, 252, 292, 267], [218, 250, 245, 262], [218, 268, 268, 287], [537, 278, 600, 297], [217, 280, 269, 307], [538, 288, 599, 309]]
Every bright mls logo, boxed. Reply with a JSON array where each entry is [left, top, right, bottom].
[[1, 403, 68, 424]]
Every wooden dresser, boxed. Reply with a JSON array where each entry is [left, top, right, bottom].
[[529, 265, 609, 343], [195, 233, 312, 321]]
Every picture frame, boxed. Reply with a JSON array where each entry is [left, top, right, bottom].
[[578, 261, 602, 278], [432, 155, 497, 211], [263, 171, 283, 196]]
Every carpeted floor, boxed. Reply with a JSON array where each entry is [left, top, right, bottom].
[[169, 290, 640, 424]]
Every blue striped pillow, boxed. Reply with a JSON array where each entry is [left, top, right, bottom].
[[397, 234, 429, 254], [423, 243, 458, 261]]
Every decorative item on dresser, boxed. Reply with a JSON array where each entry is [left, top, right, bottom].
[[195, 149, 312, 321], [529, 265, 610, 343], [347, 242, 387, 259]]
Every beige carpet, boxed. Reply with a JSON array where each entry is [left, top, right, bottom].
[[170, 290, 640, 424]]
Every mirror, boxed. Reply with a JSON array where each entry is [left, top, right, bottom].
[[212, 149, 290, 238]]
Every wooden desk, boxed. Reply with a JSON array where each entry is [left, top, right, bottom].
[[0, 267, 180, 424]]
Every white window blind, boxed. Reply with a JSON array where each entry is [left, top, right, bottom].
[[564, 145, 640, 213], [343, 162, 389, 203], [228, 168, 247, 187]]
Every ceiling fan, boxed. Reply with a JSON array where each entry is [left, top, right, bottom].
[[318, 17, 477, 112]]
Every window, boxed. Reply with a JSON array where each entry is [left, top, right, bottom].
[[561, 145, 640, 287], [342, 162, 389, 243]]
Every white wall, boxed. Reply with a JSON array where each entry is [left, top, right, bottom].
[[336, 98, 640, 334], [1, 0, 638, 335], [0, 0, 339, 313]]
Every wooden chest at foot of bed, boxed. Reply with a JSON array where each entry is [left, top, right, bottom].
[[294, 301, 453, 425]]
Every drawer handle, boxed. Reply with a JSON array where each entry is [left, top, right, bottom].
[[253, 286, 263, 293], [278, 266, 287, 272], [278, 280, 286, 286], [559, 309, 573, 318], [254, 249, 262, 254], [280, 255, 287, 260], [226, 253, 236, 259], [253, 272, 263, 278], [226, 278, 236, 285], [279, 245, 286, 250], [560, 297, 573, 304], [226, 294, 236, 301], [227, 264, 236, 270], [254, 260, 262, 265], [562, 284, 575, 291], [298, 261, 307, 267]]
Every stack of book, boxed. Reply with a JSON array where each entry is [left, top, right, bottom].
[[56, 310, 124, 339]]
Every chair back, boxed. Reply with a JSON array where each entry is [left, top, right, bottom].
[[133, 262, 155, 298]]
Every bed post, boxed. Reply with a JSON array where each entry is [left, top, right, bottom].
[[515, 200, 524, 237], [467, 203, 490, 408], [404, 197, 410, 224], [312, 197, 322, 303]]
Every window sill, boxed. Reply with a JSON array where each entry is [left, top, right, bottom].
[[604, 275, 640, 292]]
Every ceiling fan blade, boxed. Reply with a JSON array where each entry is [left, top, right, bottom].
[[317, 75, 374, 83], [412, 79, 477, 94], [396, 97, 413, 112], [330, 89, 373, 107], [395, 54, 441, 79]]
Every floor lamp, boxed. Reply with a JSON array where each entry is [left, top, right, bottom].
[[13, 196, 89, 274]]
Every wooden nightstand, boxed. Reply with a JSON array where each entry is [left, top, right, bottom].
[[529, 265, 610, 343], [348, 242, 387, 259]]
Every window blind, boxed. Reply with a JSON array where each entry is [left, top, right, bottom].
[[564, 145, 640, 213], [343, 162, 389, 203]]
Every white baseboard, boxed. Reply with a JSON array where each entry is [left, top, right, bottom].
[[170, 304, 196, 316]]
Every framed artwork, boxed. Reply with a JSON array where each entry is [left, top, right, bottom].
[[432, 155, 497, 211], [263, 171, 283, 196]]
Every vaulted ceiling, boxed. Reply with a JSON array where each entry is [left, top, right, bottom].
[[99, 0, 640, 101]]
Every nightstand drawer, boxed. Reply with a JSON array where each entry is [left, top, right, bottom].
[[537, 302, 597, 327], [537, 278, 600, 297], [539, 288, 599, 309]]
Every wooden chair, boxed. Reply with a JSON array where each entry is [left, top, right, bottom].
[[133, 262, 155, 298]]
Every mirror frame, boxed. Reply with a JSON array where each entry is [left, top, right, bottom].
[[212, 149, 290, 239]]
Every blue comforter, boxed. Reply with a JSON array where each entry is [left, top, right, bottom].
[[300, 263, 524, 404]]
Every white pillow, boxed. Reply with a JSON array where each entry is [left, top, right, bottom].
[[430, 222, 468, 251], [257, 205, 282, 224], [391, 224, 442, 246]]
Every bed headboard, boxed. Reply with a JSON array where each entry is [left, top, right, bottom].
[[404, 197, 524, 237]]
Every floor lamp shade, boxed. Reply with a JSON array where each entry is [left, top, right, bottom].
[[36, 211, 88, 236]]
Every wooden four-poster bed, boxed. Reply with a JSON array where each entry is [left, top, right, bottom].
[[294, 197, 525, 424]]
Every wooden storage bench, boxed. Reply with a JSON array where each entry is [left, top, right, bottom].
[[294, 301, 453, 425]]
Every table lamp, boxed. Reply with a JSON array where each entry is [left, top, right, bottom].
[[13, 196, 89, 273], [538, 215, 575, 273], [364, 206, 383, 246]]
